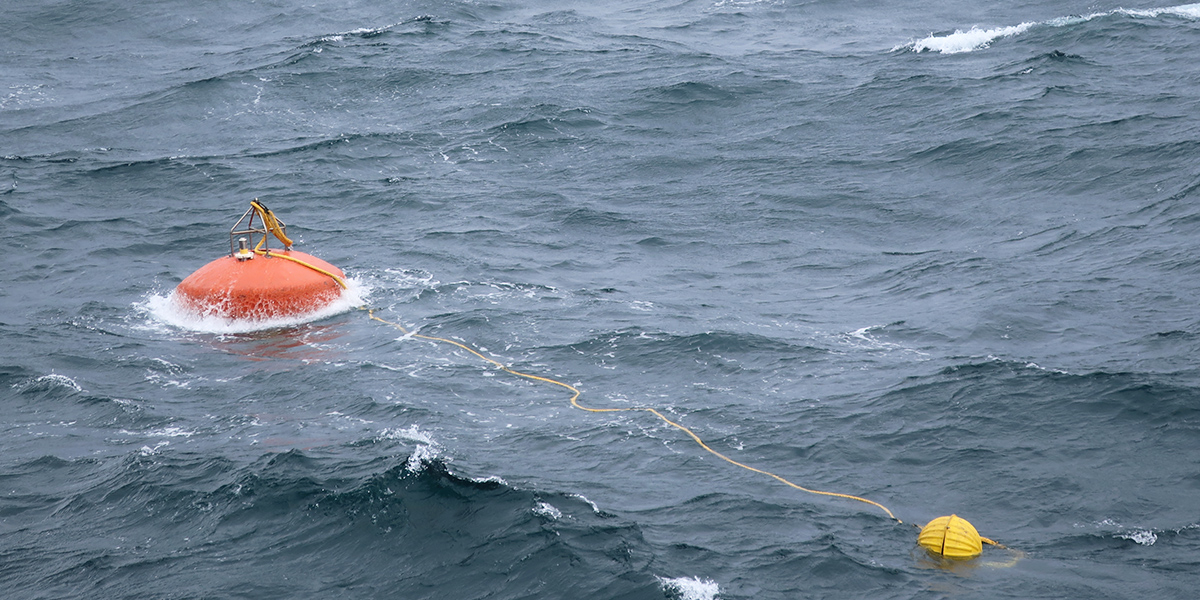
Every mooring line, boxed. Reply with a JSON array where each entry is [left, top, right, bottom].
[[365, 308, 902, 523]]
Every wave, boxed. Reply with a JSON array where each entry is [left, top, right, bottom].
[[479, 104, 607, 142], [658, 576, 720, 600], [0, 14, 453, 139], [10, 372, 84, 394], [1, 449, 665, 599], [1052, 519, 1200, 552], [4, 130, 436, 175], [895, 3, 1200, 54], [563, 327, 829, 373], [901, 22, 1037, 55]]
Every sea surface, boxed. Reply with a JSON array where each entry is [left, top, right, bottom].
[[3, 1, 1200, 598]]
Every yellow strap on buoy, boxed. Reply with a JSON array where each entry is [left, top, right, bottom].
[[250, 199, 294, 249], [236, 200, 345, 289]]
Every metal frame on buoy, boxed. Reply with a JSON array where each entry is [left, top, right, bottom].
[[229, 199, 291, 260]]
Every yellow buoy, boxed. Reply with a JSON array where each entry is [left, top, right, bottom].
[[918, 514, 983, 559]]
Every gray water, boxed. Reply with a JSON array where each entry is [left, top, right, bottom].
[[3, 1, 1200, 598]]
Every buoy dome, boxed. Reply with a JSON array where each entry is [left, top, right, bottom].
[[174, 250, 344, 320], [918, 514, 983, 559]]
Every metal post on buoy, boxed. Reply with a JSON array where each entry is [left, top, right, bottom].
[[235, 237, 253, 261]]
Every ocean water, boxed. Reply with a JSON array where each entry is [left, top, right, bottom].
[[3, 1, 1200, 598]]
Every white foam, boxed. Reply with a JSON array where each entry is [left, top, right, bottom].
[[657, 576, 720, 600], [713, 0, 772, 8], [836, 324, 928, 358], [405, 444, 439, 474], [378, 425, 445, 474], [11, 373, 84, 393], [467, 474, 508, 485], [37, 373, 83, 392], [533, 501, 562, 520], [569, 493, 602, 513], [1, 84, 50, 110], [1118, 530, 1158, 546], [139, 277, 369, 334], [120, 426, 195, 438], [139, 441, 169, 456], [1081, 518, 1162, 546], [1115, 3, 1200, 18], [315, 22, 400, 45], [903, 22, 1035, 54], [346, 23, 398, 35], [1022, 361, 1071, 375], [897, 4, 1200, 54], [378, 424, 437, 445]]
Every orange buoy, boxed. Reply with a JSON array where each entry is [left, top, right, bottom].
[[173, 200, 347, 321], [175, 250, 345, 320]]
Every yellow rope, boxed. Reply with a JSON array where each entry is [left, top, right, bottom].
[[222, 198, 1017, 556], [253, 249, 348, 289], [366, 308, 901, 522]]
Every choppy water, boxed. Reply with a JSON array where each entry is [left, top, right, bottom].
[[4, 1, 1200, 598]]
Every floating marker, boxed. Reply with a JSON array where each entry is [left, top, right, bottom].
[[173, 200, 346, 321], [918, 514, 984, 559]]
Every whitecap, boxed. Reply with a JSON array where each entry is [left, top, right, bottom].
[[378, 424, 437, 445], [345, 24, 398, 36], [470, 474, 508, 485], [36, 373, 83, 392], [836, 324, 928, 358], [1118, 530, 1158, 546], [11, 373, 84, 394], [1082, 518, 1162, 546], [120, 426, 195, 438], [896, 4, 1200, 54], [139, 441, 170, 456], [1114, 4, 1200, 19], [901, 23, 1036, 54], [568, 493, 602, 513], [533, 501, 562, 520], [657, 576, 720, 600], [405, 443, 439, 473]]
